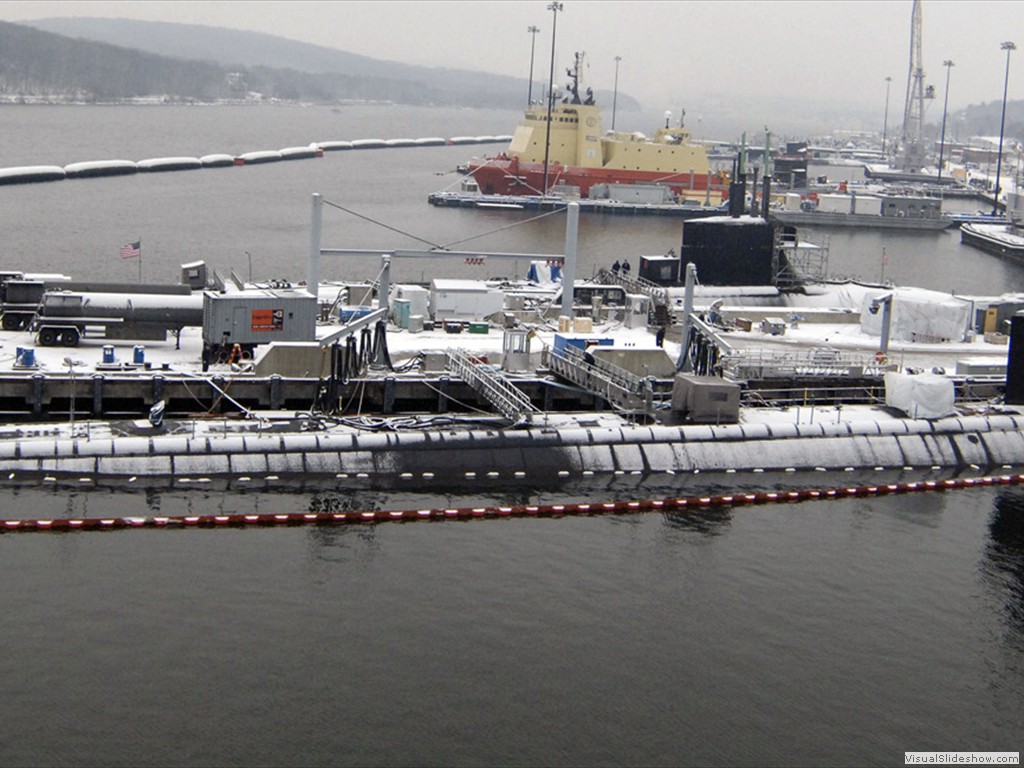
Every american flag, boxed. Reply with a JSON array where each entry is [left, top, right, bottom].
[[120, 240, 141, 259]]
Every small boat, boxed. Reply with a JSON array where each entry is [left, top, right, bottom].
[[466, 52, 728, 203], [960, 221, 1024, 261], [960, 191, 1024, 262]]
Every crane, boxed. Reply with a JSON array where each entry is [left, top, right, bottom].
[[897, 0, 934, 171]]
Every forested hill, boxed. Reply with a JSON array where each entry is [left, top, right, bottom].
[[2, 18, 638, 110]]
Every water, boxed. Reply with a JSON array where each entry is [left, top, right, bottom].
[[0, 104, 1023, 767]]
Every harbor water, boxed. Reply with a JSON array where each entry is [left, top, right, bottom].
[[0, 104, 1022, 767]]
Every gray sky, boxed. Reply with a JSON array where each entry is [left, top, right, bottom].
[[2, 0, 1023, 134]]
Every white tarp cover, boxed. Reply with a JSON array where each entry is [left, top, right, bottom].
[[859, 287, 969, 343], [884, 371, 956, 419]]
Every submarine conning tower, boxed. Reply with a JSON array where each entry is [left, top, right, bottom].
[[676, 215, 800, 288]]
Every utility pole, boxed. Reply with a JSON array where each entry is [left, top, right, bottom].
[[937, 60, 954, 182], [542, 1, 562, 196], [612, 55, 621, 131], [882, 76, 892, 156], [994, 41, 1016, 215], [527, 25, 540, 105]]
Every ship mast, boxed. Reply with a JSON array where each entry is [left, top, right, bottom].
[[897, 0, 934, 171]]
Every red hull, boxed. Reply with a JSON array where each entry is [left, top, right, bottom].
[[468, 158, 728, 201]]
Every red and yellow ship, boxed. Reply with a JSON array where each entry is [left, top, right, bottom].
[[467, 53, 729, 203]]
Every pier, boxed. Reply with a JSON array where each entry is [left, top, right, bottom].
[[427, 191, 728, 218]]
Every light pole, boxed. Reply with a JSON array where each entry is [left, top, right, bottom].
[[527, 25, 540, 105], [612, 55, 621, 131], [882, 76, 892, 156], [993, 41, 1016, 216], [937, 60, 954, 183], [542, 1, 562, 196]]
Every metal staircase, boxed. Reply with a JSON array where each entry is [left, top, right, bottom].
[[445, 348, 538, 423], [548, 344, 659, 418], [594, 268, 671, 311]]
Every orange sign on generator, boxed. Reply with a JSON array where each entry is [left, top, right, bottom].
[[251, 308, 284, 332]]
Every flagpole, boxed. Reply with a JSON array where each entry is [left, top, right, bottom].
[[138, 239, 142, 283]]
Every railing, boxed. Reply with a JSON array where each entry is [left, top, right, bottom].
[[740, 376, 1004, 409], [445, 348, 538, 423], [548, 344, 659, 417], [593, 267, 671, 308], [720, 346, 896, 381]]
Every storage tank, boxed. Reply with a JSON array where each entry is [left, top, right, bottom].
[[39, 291, 204, 325], [33, 290, 205, 345]]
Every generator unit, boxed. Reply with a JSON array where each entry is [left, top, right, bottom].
[[202, 287, 317, 365], [670, 373, 741, 424]]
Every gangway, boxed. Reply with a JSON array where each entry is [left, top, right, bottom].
[[593, 267, 671, 310], [445, 348, 539, 423], [548, 344, 660, 419]]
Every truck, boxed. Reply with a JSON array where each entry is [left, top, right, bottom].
[[30, 290, 205, 347]]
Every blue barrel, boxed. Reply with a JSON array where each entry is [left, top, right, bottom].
[[17, 347, 34, 366], [133, 345, 145, 364], [103, 345, 115, 364]]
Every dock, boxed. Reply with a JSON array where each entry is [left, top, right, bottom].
[[427, 191, 728, 218]]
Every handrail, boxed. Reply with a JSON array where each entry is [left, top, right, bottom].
[[445, 348, 538, 422]]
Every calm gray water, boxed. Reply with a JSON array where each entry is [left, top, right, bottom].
[[0, 104, 1022, 767]]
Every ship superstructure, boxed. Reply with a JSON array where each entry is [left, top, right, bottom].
[[467, 53, 727, 202]]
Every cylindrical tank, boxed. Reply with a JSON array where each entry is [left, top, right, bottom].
[[38, 291, 205, 326]]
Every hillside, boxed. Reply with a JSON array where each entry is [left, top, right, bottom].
[[5, 17, 1021, 144], [12, 17, 638, 111]]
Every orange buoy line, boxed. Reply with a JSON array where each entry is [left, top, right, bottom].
[[2, 474, 1021, 535]]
